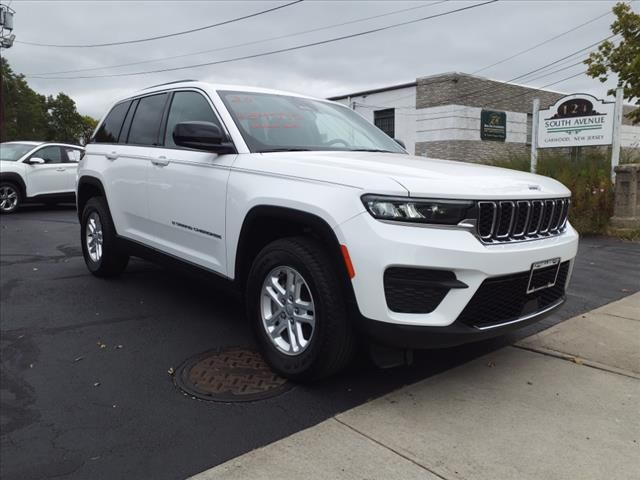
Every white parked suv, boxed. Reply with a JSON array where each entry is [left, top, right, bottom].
[[0, 141, 84, 213], [77, 81, 579, 380]]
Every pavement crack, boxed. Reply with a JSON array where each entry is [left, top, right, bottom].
[[511, 345, 640, 379], [333, 418, 454, 480]]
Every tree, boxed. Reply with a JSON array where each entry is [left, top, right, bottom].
[[585, 2, 640, 124], [46, 93, 85, 144], [1, 58, 98, 144], [1, 58, 49, 141], [80, 115, 98, 145]]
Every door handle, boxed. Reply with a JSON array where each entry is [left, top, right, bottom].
[[151, 156, 169, 167], [105, 152, 118, 160], [56, 168, 66, 172]]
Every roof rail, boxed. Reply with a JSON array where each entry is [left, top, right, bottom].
[[142, 79, 198, 90]]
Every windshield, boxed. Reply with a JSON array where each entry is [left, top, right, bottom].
[[0, 143, 36, 161], [219, 91, 406, 154]]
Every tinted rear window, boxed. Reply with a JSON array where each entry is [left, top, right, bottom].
[[94, 101, 131, 143], [127, 93, 168, 146]]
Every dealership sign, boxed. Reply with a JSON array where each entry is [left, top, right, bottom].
[[537, 94, 615, 148]]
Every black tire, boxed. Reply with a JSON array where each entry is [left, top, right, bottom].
[[246, 237, 356, 381], [0, 181, 21, 214], [80, 197, 129, 277]]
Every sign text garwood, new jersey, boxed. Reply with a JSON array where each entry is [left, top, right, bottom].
[[537, 94, 614, 149]]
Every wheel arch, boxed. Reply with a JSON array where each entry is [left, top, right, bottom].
[[234, 205, 357, 310], [77, 176, 107, 222], [0, 173, 27, 199]]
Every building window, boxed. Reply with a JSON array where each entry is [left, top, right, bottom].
[[526, 113, 533, 145], [374, 109, 395, 138]]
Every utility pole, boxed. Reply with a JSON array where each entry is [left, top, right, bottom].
[[0, 3, 16, 49], [611, 85, 623, 181]]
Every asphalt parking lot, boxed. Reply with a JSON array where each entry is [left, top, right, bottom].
[[1, 205, 639, 480]]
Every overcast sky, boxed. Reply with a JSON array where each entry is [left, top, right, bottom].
[[3, 0, 633, 119]]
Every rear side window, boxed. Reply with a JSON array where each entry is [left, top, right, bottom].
[[164, 91, 221, 148], [63, 147, 82, 162], [127, 93, 168, 146], [94, 101, 131, 143]]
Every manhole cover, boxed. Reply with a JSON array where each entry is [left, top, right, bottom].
[[174, 347, 292, 402]]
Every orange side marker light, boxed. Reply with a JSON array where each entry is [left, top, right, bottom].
[[340, 245, 356, 279]]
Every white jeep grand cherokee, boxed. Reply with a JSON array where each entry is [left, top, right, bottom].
[[77, 81, 579, 380]]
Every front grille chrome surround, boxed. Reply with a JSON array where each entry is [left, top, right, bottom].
[[475, 198, 570, 244]]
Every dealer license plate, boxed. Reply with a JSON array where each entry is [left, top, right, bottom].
[[527, 258, 561, 294]]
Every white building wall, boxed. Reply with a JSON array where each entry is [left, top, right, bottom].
[[621, 124, 640, 149], [414, 105, 527, 144], [333, 86, 418, 154]]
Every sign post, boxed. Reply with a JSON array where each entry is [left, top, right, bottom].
[[610, 86, 624, 181], [530, 98, 539, 173]]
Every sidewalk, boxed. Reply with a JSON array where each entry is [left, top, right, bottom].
[[190, 293, 640, 480]]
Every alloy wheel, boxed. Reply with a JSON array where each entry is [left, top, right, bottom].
[[0, 185, 18, 212], [85, 212, 104, 262], [260, 266, 316, 356]]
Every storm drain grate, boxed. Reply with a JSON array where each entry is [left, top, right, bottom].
[[173, 347, 292, 402]]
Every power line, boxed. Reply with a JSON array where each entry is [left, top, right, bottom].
[[346, 33, 613, 116], [333, 15, 613, 109], [471, 8, 611, 74], [16, 0, 304, 48], [354, 68, 587, 118], [28, 0, 450, 76], [28, 0, 499, 80]]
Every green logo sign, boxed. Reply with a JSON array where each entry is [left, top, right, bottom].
[[481, 110, 506, 141]]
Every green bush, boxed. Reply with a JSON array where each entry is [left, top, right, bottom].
[[485, 149, 614, 235]]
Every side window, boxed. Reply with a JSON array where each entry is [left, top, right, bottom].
[[164, 91, 221, 148], [63, 148, 82, 163], [119, 99, 139, 144], [94, 101, 131, 144], [127, 93, 168, 146], [32, 146, 62, 164]]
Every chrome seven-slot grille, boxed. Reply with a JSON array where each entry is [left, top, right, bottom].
[[477, 198, 570, 243]]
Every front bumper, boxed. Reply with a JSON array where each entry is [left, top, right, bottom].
[[336, 211, 579, 341], [359, 297, 565, 349]]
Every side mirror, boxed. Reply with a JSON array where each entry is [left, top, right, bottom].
[[394, 138, 406, 149], [173, 121, 236, 154], [28, 157, 45, 165]]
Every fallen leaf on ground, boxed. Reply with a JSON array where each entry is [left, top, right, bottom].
[[167, 367, 175, 375], [73, 356, 84, 363], [93, 382, 100, 387]]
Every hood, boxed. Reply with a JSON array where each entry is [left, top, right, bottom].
[[0, 160, 26, 174], [252, 152, 570, 199]]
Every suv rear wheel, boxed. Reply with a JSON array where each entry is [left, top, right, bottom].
[[0, 182, 21, 214], [81, 197, 129, 277], [247, 237, 355, 381]]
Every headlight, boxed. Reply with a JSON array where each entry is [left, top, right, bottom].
[[362, 195, 474, 225]]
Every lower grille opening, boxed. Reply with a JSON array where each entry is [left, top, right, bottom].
[[457, 262, 569, 329], [384, 268, 464, 314]]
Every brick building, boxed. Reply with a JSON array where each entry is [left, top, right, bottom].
[[329, 72, 639, 163]]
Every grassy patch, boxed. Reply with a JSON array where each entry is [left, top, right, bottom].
[[485, 149, 615, 235]]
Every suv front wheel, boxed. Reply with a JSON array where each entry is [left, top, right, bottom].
[[0, 182, 21, 214], [81, 197, 129, 277], [247, 237, 355, 381]]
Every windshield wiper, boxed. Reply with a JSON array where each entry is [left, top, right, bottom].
[[348, 149, 396, 153], [258, 148, 311, 153]]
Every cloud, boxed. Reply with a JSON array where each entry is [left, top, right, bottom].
[[4, 0, 621, 119]]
